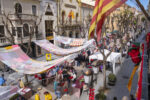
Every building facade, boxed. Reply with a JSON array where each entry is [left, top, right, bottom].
[[57, 0, 82, 38], [40, 0, 57, 44], [81, 0, 94, 39], [105, 4, 143, 38], [0, 0, 42, 57]]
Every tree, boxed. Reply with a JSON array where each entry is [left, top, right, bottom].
[[93, 18, 116, 89], [114, 7, 140, 53], [134, 0, 150, 21], [1, 12, 42, 55]]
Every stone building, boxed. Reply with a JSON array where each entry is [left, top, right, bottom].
[[40, 0, 57, 44], [105, 4, 143, 38], [81, 0, 94, 39], [0, 0, 42, 57], [57, 0, 82, 38]]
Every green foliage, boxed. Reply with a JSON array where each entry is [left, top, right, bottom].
[[95, 89, 106, 100], [141, 17, 146, 22], [108, 73, 116, 82]]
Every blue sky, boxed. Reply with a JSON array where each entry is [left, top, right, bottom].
[[126, 0, 149, 10]]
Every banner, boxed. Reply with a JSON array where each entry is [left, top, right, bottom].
[[34, 39, 95, 56], [0, 45, 73, 74]]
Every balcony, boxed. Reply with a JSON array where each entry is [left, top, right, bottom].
[[8, 14, 38, 21], [59, 21, 83, 30], [0, 36, 36, 46], [0, 37, 11, 46]]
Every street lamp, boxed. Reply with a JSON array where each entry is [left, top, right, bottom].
[[83, 68, 93, 86], [92, 65, 99, 84]]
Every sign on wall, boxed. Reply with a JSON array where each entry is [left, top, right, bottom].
[[46, 53, 52, 61]]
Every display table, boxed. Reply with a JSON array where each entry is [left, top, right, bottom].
[[18, 88, 32, 99]]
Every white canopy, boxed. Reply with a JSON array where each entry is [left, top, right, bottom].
[[34, 39, 95, 56], [0, 86, 18, 100], [89, 49, 121, 74], [55, 35, 86, 45]]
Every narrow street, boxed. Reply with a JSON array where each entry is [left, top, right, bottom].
[[106, 33, 146, 100]]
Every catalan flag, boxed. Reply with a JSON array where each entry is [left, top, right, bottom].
[[88, 0, 127, 42], [68, 10, 75, 19]]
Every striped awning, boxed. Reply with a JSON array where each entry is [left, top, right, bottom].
[[70, 39, 85, 47]]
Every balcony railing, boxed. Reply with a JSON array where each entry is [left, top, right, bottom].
[[0, 36, 36, 46], [0, 37, 12, 46], [8, 14, 38, 21], [59, 21, 83, 26]]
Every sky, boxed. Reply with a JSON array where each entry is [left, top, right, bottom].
[[126, 0, 149, 10]]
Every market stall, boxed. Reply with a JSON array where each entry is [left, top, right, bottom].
[[0, 45, 76, 74], [34, 39, 95, 56], [89, 49, 122, 74], [0, 86, 19, 100], [54, 35, 85, 45]]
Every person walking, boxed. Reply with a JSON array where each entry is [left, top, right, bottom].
[[55, 83, 62, 100], [54, 79, 58, 95]]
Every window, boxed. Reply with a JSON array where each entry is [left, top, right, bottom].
[[69, 31, 72, 37], [76, 32, 79, 38], [17, 27, 22, 38], [12, 27, 16, 36], [23, 24, 29, 37], [0, 25, 4, 37], [15, 3, 22, 14], [45, 20, 53, 37], [76, 13, 78, 23], [62, 11, 65, 24], [45, 4, 53, 15], [32, 5, 37, 16]]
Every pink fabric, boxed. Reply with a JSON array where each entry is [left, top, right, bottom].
[[12, 45, 19, 48]]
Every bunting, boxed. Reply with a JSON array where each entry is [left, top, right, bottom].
[[88, 0, 127, 42]]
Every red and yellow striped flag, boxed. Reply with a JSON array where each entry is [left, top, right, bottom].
[[88, 0, 127, 42]]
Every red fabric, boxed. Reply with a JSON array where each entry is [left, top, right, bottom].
[[128, 49, 141, 64], [60, 82, 64, 86], [146, 32, 150, 49], [89, 66, 92, 68], [58, 70, 63, 74], [137, 44, 144, 100], [34, 74, 38, 78], [38, 77, 42, 80], [64, 88, 68, 92], [83, 52, 86, 55], [69, 76, 73, 79]]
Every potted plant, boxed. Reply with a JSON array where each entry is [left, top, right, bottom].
[[108, 73, 116, 86], [95, 89, 106, 100]]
